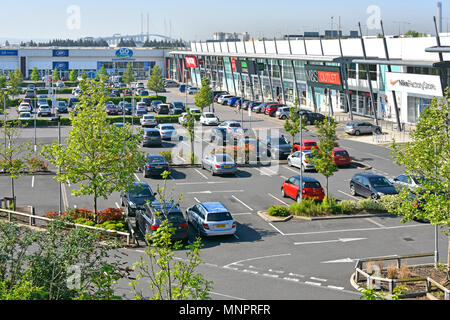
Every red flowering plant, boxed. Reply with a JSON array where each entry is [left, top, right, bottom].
[[98, 208, 124, 224]]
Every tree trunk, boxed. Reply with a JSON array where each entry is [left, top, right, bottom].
[[11, 176, 16, 211], [94, 188, 98, 224]]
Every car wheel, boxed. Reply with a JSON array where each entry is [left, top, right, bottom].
[[354, 130, 360, 136], [281, 188, 286, 198], [281, 115, 287, 120], [371, 193, 378, 201], [350, 184, 357, 196], [375, 128, 382, 135]]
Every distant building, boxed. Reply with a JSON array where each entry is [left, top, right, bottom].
[[324, 30, 343, 38], [242, 32, 250, 41], [349, 31, 359, 38], [303, 32, 320, 38]]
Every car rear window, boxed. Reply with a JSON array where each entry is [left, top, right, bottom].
[[229, 123, 241, 127], [167, 212, 185, 224], [145, 131, 160, 137], [161, 125, 174, 130], [334, 151, 348, 157], [213, 154, 234, 162], [304, 181, 321, 188], [304, 142, 317, 147], [147, 156, 165, 163], [206, 212, 233, 222]]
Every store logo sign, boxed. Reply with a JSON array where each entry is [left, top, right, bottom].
[[115, 48, 133, 59], [185, 56, 198, 68], [386, 72, 442, 96], [305, 65, 343, 90]]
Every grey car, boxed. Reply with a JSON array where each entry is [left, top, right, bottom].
[[186, 202, 236, 237], [345, 121, 382, 136], [263, 136, 292, 160], [143, 128, 162, 147], [201, 153, 237, 176], [275, 106, 291, 120], [389, 174, 426, 192]]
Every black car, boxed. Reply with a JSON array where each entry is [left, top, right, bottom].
[[170, 102, 185, 112], [144, 154, 169, 178], [169, 107, 184, 115], [350, 173, 398, 200], [120, 182, 156, 217], [263, 136, 292, 160], [156, 104, 170, 115], [150, 100, 163, 112], [122, 102, 133, 115], [55, 101, 68, 113], [136, 201, 189, 244], [68, 97, 79, 109], [302, 112, 326, 125], [141, 97, 152, 106]]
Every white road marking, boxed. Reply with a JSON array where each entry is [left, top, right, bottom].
[[231, 195, 253, 211], [365, 152, 391, 162], [262, 273, 279, 278], [294, 238, 367, 245], [269, 269, 285, 274], [321, 258, 356, 264], [176, 181, 227, 185], [268, 223, 286, 236], [233, 234, 240, 240], [268, 193, 289, 205], [31, 176, 35, 188], [231, 212, 252, 216], [289, 272, 305, 278], [243, 269, 259, 274], [310, 277, 327, 282], [133, 173, 141, 182], [337, 190, 359, 200], [327, 285, 345, 290], [210, 292, 245, 300], [186, 190, 212, 194], [365, 217, 386, 228], [305, 281, 322, 286], [283, 166, 301, 174], [115, 202, 120, 209], [223, 253, 291, 269], [283, 277, 300, 282], [194, 168, 209, 180], [193, 197, 201, 203]]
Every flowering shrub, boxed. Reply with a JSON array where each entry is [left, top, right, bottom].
[[98, 208, 124, 224]]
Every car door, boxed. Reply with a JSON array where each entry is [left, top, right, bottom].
[[360, 176, 372, 197], [291, 152, 302, 168], [286, 177, 299, 199]]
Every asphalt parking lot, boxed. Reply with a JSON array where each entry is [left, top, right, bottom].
[[2, 86, 448, 300]]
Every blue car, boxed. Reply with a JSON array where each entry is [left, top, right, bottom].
[[179, 85, 186, 93], [144, 154, 169, 178], [227, 96, 241, 107]]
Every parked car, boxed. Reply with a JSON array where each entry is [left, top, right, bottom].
[[170, 107, 184, 115], [188, 107, 201, 116], [136, 82, 145, 89], [186, 202, 236, 237], [138, 90, 149, 96], [263, 136, 292, 160], [120, 182, 156, 217], [217, 95, 234, 105], [275, 106, 291, 119], [293, 139, 319, 152], [164, 80, 179, 88], [201, 153, 237, 176], [37, 98, 48, 108], [170, 101, 185, 112], [179, 85, 186, 93], [55, 101, 68, 113], [178, 113, 188, 125], [332, 147, 351, 167], [350, 173, 398, 200], [287, 150, 317, 172], [253, 102, 276, 113], [302, 112, 326, 125], [345, 121, 382, 136], [122, 102, 132, 115], [136, 201, 189, 244], [25, 89, 36, 99], [18, 103, 32, 113], [281, 176, 325, 202], [388, 174, 427, 193], [143, 128, 162, 147], [218, 121, 241, 133], [187, 86, 199, 95], [140, 114, 157, 127], [264, 104, 283, 116], [21, 98, 33, 109], [105, 104, 119, 115], [248, 101, 262, 111], [18, 112, 32, 120], [156, 103, 170, 115], [68, 97, 79, 109], [209, 127, 230, 146], [135, 109, 147, 117], [143, 154, 169, 178], [136, 102, 147, 112], [151, 100, 163, 112], [156, 123, 177, 140], [199, 112, 219, 126], [37, 104, 52, 117], [140, 97, 152, 107], [213, 91, 228, 101], [227, 96, 241, 107]]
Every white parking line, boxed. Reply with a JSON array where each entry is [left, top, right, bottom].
[[133, 173, 141, 182], [305, 281, 322, 286], [365, 218, 386, 228], [268, 193, 289, 206], [194, 168, 209, 180], [193, 197, 201, 203], [283, 166, 301, 174], [231, 195, 253, 211], [268, 223, 286, 236], [115, 202, 120, 209], [31, 176, 35, 188], [337, 190, 359, 200]]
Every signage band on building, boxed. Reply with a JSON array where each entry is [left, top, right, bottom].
[[185, 56, 198, 68], [115, 48, 134, 59], [385, 72, 443, 97]]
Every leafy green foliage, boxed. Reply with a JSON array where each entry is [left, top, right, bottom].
[[30, 67, 40, 82], [147, 65, 165, 96], [69, 69, 78, 82], [194, 77, 214, 112], [267, 205, 290, 217], [122, 62, 135, 85]]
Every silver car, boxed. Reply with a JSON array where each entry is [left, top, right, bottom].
[[156, 123, 178, 140], [276, 107, 291, 120], [201, 153, 237, 176], [287, 150, 316, 171], [186, 202, 236, 237], [389, 174, 426, 192], [140, 114, 157, 127], [345, 121, 382, 136]]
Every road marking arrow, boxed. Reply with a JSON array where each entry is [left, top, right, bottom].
[[321, 258, 356, 264], [294, 238, 366, 246]]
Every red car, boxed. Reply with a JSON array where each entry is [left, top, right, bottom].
[[331, 147, 351, 167], [264, 104, 283, 116], [293, 139, 319, 152], [122, 89, 132, 96], [281, 176, 325, 202]]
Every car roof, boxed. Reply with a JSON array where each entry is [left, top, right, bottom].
[[289, 176, 319, 182], [353, 173, 385, 178], [200, 202, 229, 213], [333, 147, 347, 152], [302, 139, 316, 143], [144, 128, 159, 132]]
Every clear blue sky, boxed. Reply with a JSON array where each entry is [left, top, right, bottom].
[[0, 0, 447, 41]]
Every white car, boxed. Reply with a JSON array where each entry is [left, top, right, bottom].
[[217, 95, 234, 104], [187, 87, 199, 95], [37, 104, 52, 117], [136, 102, 147, 112], [188, 107, 201, 115], [287, 150, 316, 172], [218, 120, 242, 133], [156, 123, 178, 140], [178, 112, 188, 125], [140, 114, 157, 127], [199, 112, 219, 126], [18, 103, 31, 113], [18, 112, 32, 120]]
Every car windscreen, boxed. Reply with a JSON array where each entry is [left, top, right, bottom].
[[229, 123, 241, 127], [147, 156, 165, 163], [369, 177, 392, 188], [204, 114, 215, 118], [161, 125, 174, 130], [206, 212, 233, 222], [128, 185, 152, 197], [303, 181, 321, 189]]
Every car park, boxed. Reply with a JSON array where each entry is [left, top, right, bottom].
[[105, 104, 119, 115], [135, 109, 147, 117], [213, 91, 228, 101], [170, 107, 184, 115], [178, 113, 188, 125], [164, 80, 179, 87], [138, 90, 149, 96], [68, 97, 79, 109], [199, 112, 219, 126], [21, 98, 33, 108], [293, 139, 319, 152], [331, 147, 351, 167], [264, 104, 283, 116], [201, 153, 237, 176], [37, 98, 48, 108], [188, 107, 201, 116], [156, 123, 177, 140], [209, 127, 230, 146], [120, 182, 156, 217], [150, 100, 163, 112], [179, 85, 186, 93], [350, 173, 398, 200], [227, 96, 241, 107], [140, 97, 152, 107], [143, 154, 169, 178], [122, 102, 132, 115], [143, 128, 162, 147], [287, 150, 317, 172], [186, 202, 236, 237], [263, 136, 292, 160], [136, 82, 145, 90], [37, 104, 51, 117], [187, 86, 199, 95], [140, 114, 157, 127], [136, 102, 147, 112], [253, 102, 275, 113], [345, 121, 382, 136], [302, 112, 325, 125], [281, 176, 325, 202], [25, 89, 36, 99], [136, 201, 189, 243]]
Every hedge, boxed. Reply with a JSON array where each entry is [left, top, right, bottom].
[[20, 81, 79, 88]]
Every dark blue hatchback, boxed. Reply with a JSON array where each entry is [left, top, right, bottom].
[[350, 173, 398, 200], [144, 154, 169, 178]]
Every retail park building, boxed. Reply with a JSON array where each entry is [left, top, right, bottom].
[[1, 35, 450, 126]]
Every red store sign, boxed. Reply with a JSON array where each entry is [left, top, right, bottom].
[[185, 56, 198, 68]]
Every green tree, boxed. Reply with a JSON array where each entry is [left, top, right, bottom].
[[53, 67, 59, 82], [147, 65, 165, 97], [122, 62, 135, 86], [283, 98, 308, 148], [309, 116, 338, 202], [181, 107, 197, 164], [194, 77, 214, 112], [0, 75, 7, 89], [30, 67, 40, 82], [69, 69, 78, 82], [0, 120, 38, 211], [404, 30, 424, 37], [129, 171, 212, 300], [390, 93, 450, 279], [41, 79, 147, 221], [96, 65, 108, 82], [7, 68, 23, 98], [80, 70, 88, 80]]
